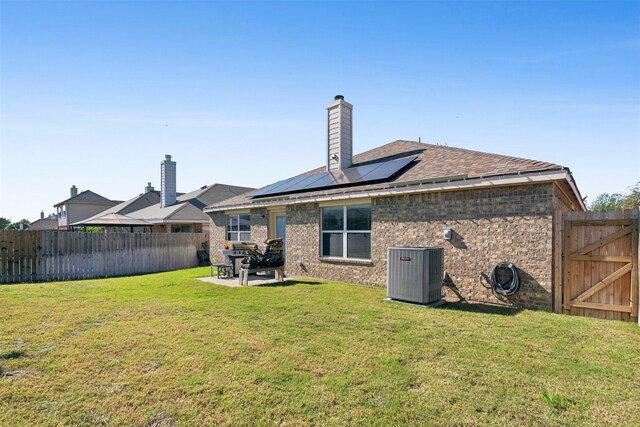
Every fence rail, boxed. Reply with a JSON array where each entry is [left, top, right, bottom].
[[0, 230, 209, 284]]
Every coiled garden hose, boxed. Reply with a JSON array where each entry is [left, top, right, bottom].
[[481, 262, 521, 296]]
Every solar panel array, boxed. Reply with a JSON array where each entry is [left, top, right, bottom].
[[251, 156, 416, 198]]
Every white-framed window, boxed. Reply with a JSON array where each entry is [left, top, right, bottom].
[[226, 213, 251, 241], [321, 205, 371, 260]]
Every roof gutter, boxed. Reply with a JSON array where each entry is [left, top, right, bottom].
[[204, 169, 586, 213], [150, 219, 209, 224], [563, 167, 587, 211]]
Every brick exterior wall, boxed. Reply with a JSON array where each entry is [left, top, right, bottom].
[[250, 208, 269, 246], [209, 212, 228, 264], [208, 209, 269, 264], [209, 183, 563, 311]]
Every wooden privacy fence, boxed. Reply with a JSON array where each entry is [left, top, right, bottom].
[[0, 230, 209, 284], [562, 210, 639, 322]]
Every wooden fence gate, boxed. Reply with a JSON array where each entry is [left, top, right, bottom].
[[562, 210, 638, 322]]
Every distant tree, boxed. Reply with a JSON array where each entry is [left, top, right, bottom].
[[590, 193, 626, 211], [6, 219, 30, 230], [590, 180, 640, 211], [0, 218, 10, 229], [620, 181, 640, 210]]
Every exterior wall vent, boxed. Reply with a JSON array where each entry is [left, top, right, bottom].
[[387, 247, 444, 304]]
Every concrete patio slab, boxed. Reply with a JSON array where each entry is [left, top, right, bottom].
[[198, 273, 289, 287]]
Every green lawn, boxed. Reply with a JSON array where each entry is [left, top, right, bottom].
[[1, 268, 639, 426]]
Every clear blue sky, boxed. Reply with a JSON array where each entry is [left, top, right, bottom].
[[1, 1, 639, 222]]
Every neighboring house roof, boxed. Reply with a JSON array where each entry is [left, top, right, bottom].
[[53, 190, 120, 207], [127, 200, 199, 223], [176, 185, 243, 209], [127, 183, 255, 224], [204, 140, 585, 211], [71, 213, 152, 227], [80, 191, 162, 222], [29, 217, 58, 230]]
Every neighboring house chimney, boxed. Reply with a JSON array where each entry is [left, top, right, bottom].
[[160, 155, 176, 208], [145, 182, 155, 192], [40, 211, 44, 220], [70, 185, 78, 198], [326, 95, 353, 171]]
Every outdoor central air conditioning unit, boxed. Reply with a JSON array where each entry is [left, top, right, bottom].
[[387, 247, 444, 304]]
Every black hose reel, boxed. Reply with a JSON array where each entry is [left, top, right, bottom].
[[482, 262, 521, 297]]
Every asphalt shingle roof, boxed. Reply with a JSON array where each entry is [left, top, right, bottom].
[[71, 213, 153, 227], [82, 191, 161, 221], [127, 183, 255, 223], [206, 140, 566, 209], [28, 217, 58, 230], [53, 190, 119, 207]]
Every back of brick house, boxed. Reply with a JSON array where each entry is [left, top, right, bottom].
[[205, 96, 585, 311]]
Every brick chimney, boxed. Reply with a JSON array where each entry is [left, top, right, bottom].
[[70, 185, 78, 197], [145, 182, 155, 192], [326, 95, 353, 171], [160, 155, 176, 208]]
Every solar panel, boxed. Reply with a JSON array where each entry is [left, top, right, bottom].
[[252, 156, 416, 198], [277, 172, 330, 194]]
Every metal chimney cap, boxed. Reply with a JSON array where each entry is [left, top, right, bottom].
[[334, 95, 344, 101], [165, 154, 172, 160]]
